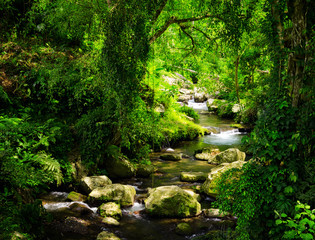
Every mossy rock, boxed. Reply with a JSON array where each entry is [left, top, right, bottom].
[[97, 231, 120, 240], [89, 184, 136, 206], [195, 148, 220, 161], [136, 164, 156, 178], [102, 217, 120, 226], [201, 161, 245, 198], [207, 148, 245, 164], [99, 202, 122, 220], [176, 222, 193, 235], [80, 175, 112, 194], [160, 153, 182, 161], [67, 191, 87, 202], [180, 172, 208, 182], [105, 156, 136, 179], [145, 186, 201, 218], [203, 208, 229, 218]]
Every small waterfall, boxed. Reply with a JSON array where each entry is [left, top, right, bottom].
[[187, 98, 208, 111], [43, 200, 98, 214]]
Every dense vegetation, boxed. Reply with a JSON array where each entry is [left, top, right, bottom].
[[0, 0, 314, 239]]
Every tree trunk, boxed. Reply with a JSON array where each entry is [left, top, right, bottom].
[[235, 55, 240, 103], [287, 0, 307, 107], [271, 0, 285, 88]]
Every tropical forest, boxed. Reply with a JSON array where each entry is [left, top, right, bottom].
[[0, 0, 314, 239]]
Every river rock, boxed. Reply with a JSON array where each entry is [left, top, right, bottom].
[[207, 148, 245, 164], [194, 92, 208, 102], [89, 184, 136, 206], [195, 148, 220, 161], [201, 160, 246, 198], [160, 153, 182, 161], [102, 217, 120, 226], [176, 222, 193, 235], [145, 186, 201, 217], [136, 164, 156, 178], [180, 172, 208, 182], [203, 208, 229, 218], [80, 175, 112, 194], [178, 94, 192, 104], [63, 217, 90, 235], [105, 156, 136, 179], [97, 231, 121, 240], [67, 191, 87, 202], [99, 202, 122, 220]]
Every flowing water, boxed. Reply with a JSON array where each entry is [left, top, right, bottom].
[[42, 100, 247, 240]]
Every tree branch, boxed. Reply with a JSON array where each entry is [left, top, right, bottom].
[[179, 25, 195, 52], [152, 0, 168, 23], [149, 14, 221, 44]]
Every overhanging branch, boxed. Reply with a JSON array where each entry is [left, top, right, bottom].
[[149, 14, 221, 44]]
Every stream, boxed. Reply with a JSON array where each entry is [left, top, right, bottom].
[[42, 100, 247, 240]]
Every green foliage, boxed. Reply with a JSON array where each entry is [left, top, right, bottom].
[[0, 116, 73, 189], [275, 201, 315, 240], [179, 105, 200, 121], [75, 103, 119, 169]]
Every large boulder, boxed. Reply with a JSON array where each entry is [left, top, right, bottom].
[[89, 184, 136, 206], [105, 156, 136, 179], [195, 148, 220, 161], [207, 148, 245, 164], [201, 160, 246, 198], [160, 153, 182, 161], [180, 172, 208, 182], [80, 176, 112, 194], [145, 186, 201, 217], [99, 202, 122, 220]]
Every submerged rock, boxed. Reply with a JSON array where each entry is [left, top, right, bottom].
[[145, 185, 201, 217], [67, 191, 87, 202], [176, 222, 193, 235], [97, 231, 121, 240], [99, 202, 122, 220], [180, 172, 208, 182], [201, 160, 246, 198], [203, 208, 229, 218], [207, 148, 245, 164], [102, 217, 120, 226], [89, 184, 136, 206], [160, 153, 182, 161], [80, 176, 112, 194], [105, 156, 136, 179]]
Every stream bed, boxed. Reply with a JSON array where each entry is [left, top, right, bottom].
[[42, 100, 247, 240]]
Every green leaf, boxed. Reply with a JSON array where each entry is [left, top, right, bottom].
[[300, 233, 314, 240], [276, 219, 283, 225]]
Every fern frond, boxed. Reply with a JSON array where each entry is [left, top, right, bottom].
[[36, 151, 63, 186]]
